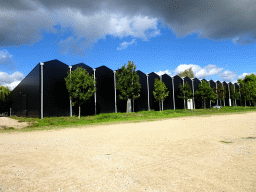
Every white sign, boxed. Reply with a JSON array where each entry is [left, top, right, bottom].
[[127, 99, 132, 112], [187, 99, 193, 109]]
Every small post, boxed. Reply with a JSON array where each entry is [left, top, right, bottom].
[[222, 82, 225, 106], [146, 74, 150, 111], [182, 77, 185, 109], [40, 62, 44, 119], [228, 83, 231, 106], [199, 79, 203, 108], [238, 83, 241, 106], [208, 81, 211, 108], [215, 81, 218, 106], [69, 66, 72, 117], [160, 75, 163, 111], [171, 76, 175, 110], [234, 83, 237, 106], [132, 70, 134, 112], [192, 78, 195, 109], [10, 108, 11, 116], [93, 69, 97, 114], [113, 70, 117, 113]]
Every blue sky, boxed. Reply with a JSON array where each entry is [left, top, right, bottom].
[[1, 0, 256, 90]]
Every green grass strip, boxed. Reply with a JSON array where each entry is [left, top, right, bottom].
[[1, 106, 256, 133]]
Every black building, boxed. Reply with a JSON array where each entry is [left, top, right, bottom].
[[10, 59, 237, 118], [11, 59, 70, 118]]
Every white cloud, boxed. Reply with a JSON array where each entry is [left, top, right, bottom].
[[55, 10, 160, 55], [218, 70, 238, 82], [117, 39, 136, 50], [0, 71, 24, 90], [155, 64, 249, 83], [155, 69, 172, 76], [172, 64, 224, 79], [237, 73, 250, 80], [0, 50, 16, 70]]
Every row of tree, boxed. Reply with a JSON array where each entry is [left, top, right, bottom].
[[65, 63, 256, 118], [177, 67, 256, 108]]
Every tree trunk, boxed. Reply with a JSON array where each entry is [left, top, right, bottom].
[[159, 101, 161, 111], [204, 99, 206, 109], [245, 100, 247, 107], [79, 105, 81, 119], [250, 101, 251, 106], [126, 99, 128, 113]]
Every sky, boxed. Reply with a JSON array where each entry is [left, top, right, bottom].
[[1, 0, 256, 90]]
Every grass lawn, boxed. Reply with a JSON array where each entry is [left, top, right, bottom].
[[2, 106, 256, 132]]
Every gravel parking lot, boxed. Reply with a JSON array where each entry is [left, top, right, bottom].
[[1, 112, 256, 191]]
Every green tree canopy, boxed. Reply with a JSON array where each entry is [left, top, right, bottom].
[[116, 61, 141, 113], [237, 73, 256, 106], [64, 67, 96, 118], [230, 84, 240, 106], [0, 86, 10, 102], [153, 78, 169, 111], [215, 83, 226, 106], [178, 67, 195, 78], [178, 81, 193, 109], [195, 80, 217, 109], [0, 86, 11, 113]]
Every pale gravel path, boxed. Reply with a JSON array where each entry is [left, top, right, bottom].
[[0, 117, 30, 129], [0, 112, 256, 191]]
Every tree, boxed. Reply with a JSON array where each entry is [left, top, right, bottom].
[[64, 67, 96, 119], [0, 86, 11, 113], [195, 81, 217, 109], [214, 83, 226, 106], [178, 67, 195, 78], [153, 78, 169, 111], [177, 81, 193, 109], [237, 74, 256, 107], [230, 84, 240, 106], [238, 80, 250, 106], [116, 61, 141, 113]]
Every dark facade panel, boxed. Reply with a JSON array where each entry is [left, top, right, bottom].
[[222, 82, 229, 106], [114, 68, 127, 113], [183, 77, 192, 108], [162, 74, 173, 110], [172, 75, 183, 109], [148, 72, 160, 111], [72, 63, 93, 75], [11, 64, 41, 117], [235, 83, 242, 106], [95, 65, 115, 114], [134, 70, 148, 112], [215, 80, 221, 106], [234, 83, 240, 106], [201, 79, 211, 108], [192, 78, 201, 109], [71, 63, 95, 116], [43, 60, 70, 117], [218, 81, 226, 106]]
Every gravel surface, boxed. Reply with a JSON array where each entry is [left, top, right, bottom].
[[0, 112, 256, 191], [0, 117, 30, 129]]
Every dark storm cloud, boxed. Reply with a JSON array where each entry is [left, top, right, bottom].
[[1, 0, 256, 49]]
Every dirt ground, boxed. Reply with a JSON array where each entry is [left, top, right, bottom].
[[0, 112, 256, 191], [0, 117, 30, 129]]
